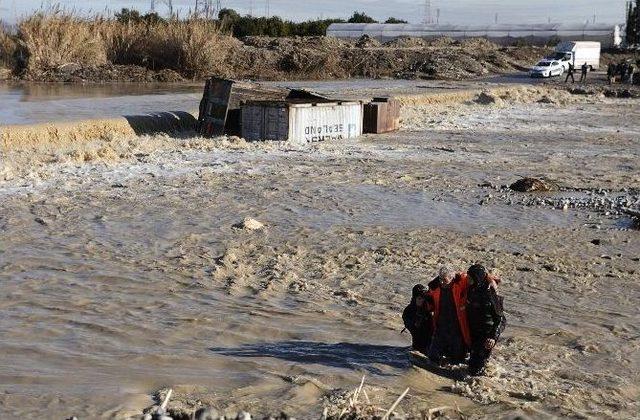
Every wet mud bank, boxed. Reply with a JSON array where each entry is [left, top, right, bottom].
[[0, 84, 639, 419]]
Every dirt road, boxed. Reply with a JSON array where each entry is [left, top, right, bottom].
[[0, 84, 638, 419]]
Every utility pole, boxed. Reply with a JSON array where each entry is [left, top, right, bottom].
[[436, 8, 440, 25], [150, 0, 155, 12], [265, 0, 270, 17], [423, 0, 432, 24], [495, 12, 498, 24], [250, 0, 254, 16]]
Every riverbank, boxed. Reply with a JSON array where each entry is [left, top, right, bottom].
[[1, 13, 549, 83]]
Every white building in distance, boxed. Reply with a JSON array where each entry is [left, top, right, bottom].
[[327, 23, 623, 48]]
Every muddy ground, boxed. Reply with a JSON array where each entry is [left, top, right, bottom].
[[0, 85, 639, 419]]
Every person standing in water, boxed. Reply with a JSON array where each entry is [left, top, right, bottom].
[[402, 284, 433, 354], [426, 266, 471, 365], [465, 264, 507, 376]]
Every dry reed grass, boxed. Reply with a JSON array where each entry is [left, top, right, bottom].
[[108, 19, 232, 78], [12, 11, 232, 79], [0, 24, 18, 76], [18, 12, 108, 74]]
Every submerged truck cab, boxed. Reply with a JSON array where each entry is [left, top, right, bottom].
[[552, 41, 601, 71]]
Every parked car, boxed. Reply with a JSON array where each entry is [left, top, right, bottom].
[[529, 60, 565, 78]]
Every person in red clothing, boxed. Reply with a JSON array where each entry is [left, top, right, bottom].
[[426, 266, 472, 365]]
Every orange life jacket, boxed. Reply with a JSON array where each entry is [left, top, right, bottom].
[[428, 273, 472, 348]]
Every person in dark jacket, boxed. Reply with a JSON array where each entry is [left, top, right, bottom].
[[402, 284, 433, 354], [426, 266, 471, 365], [607, 63, 615, 85], [466, 264, 506, 376], [580, 62, 589, 83], [620, 62, 629, 83], [565, 63, 575, 83]]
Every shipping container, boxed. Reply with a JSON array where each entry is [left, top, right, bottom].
[[241, 101, 363, 144], [363, 97, 400, 134], [198, 78, 333, 138], [198, 78, 290, 137]]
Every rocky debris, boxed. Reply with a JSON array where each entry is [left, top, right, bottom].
[[143, 389, 175, 420], [16, 36, 547, 83], [566, 85, 640, 99], [355, 34, 381, 49], [622, 208, 640, 228], [509, 177, 557, 192], [474, 91, 504, 106], [138, 378, 418, 420], [568, 87, 597, 96], [234, 217, 265, 231], [605, 88, 640, 99], [194, 407, 220, 420], [23, 63, 184, 83], [0, 165, 15, 181], [537, 95, 557, 104], [143, 407, 257, 420], [482, 182, 640, 227]]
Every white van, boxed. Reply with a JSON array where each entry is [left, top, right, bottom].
[[548, 41, 601, 71]]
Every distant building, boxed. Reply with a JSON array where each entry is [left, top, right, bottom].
[[327, 23, 623, 48]]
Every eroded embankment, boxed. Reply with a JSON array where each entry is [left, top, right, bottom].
[[0, 85, 581, 155]]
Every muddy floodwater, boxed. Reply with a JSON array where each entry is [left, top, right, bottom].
[[0, 76, 546, 126], [0, 84, 639, 419]]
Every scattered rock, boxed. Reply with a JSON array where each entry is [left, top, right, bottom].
[[194, 407, 221, 420], [568, 87, 593, 95], [234, 218, 265, 231], [354, 34, 381, 49], [0, 165, 15, 181], [537, 95, 556, 104], [509, 177, 557, 192], [474, 91, 504, 106], [236, 411, 252, 420]]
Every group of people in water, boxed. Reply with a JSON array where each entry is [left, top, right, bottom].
[[402, 264, 506, 376]]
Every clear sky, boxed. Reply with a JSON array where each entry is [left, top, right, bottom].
[[0, 0, 629, 25]]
